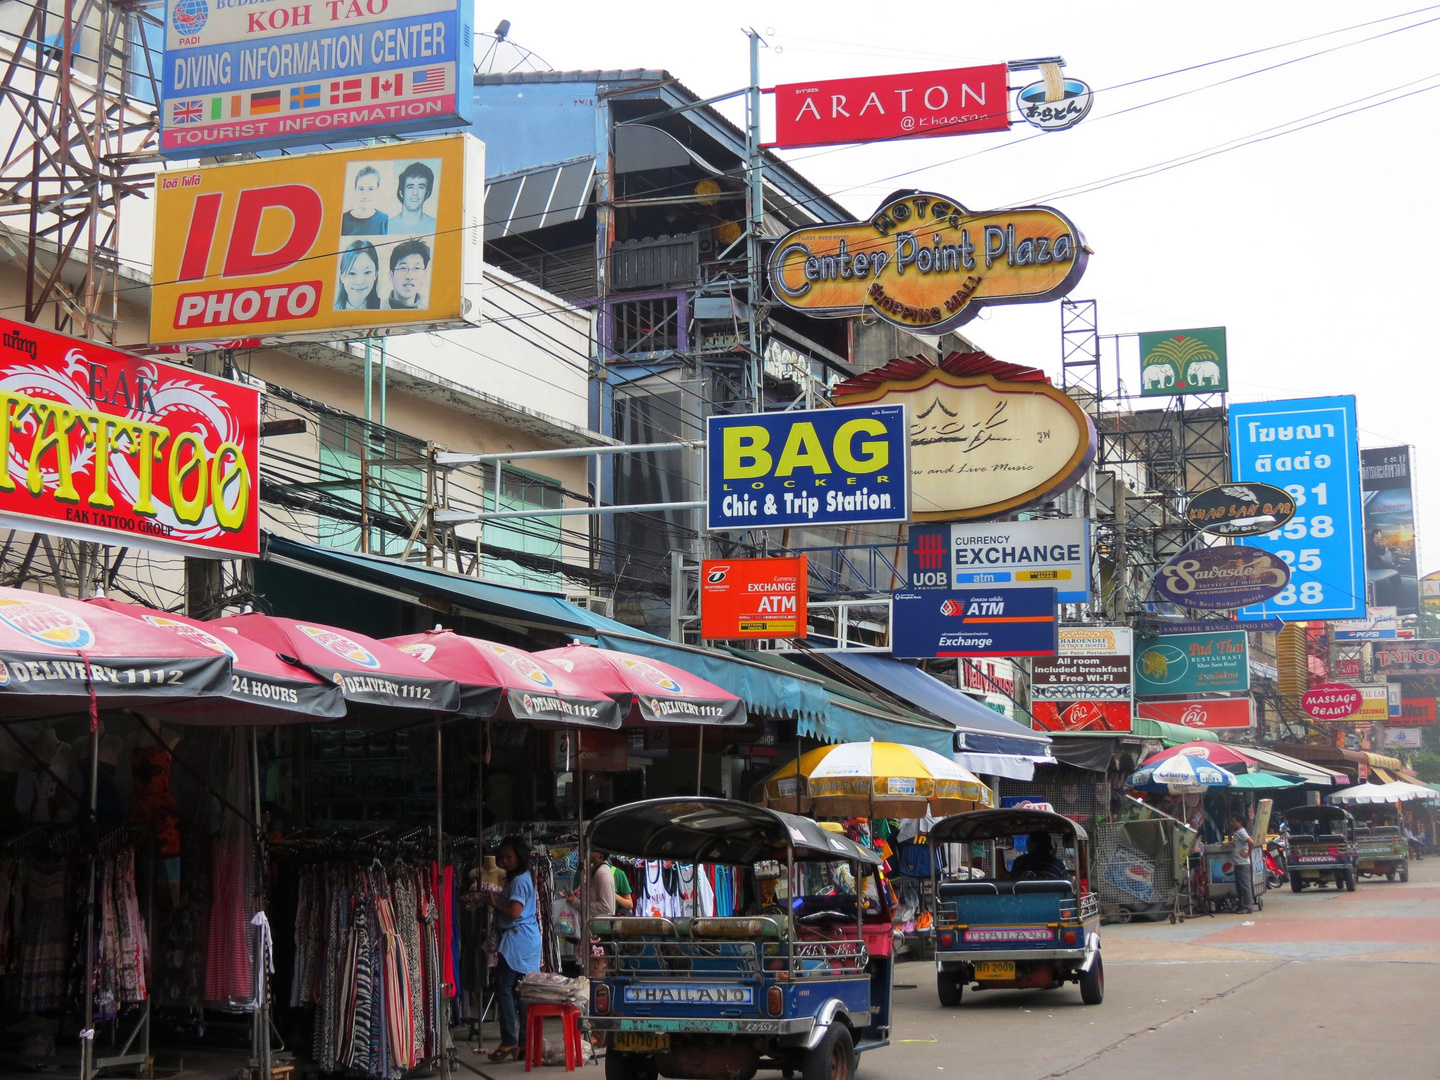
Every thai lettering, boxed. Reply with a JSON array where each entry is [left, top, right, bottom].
[[1248, 422, 1336, 442]]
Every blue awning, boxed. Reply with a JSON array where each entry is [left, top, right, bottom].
[[822, 652, 1052, 757]]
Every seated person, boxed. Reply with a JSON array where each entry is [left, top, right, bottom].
[[1009, 831, 1068, 880]]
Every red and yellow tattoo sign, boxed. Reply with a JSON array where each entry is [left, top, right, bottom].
[[766, 191, 1087, 333], [0, 317, 260, 558]]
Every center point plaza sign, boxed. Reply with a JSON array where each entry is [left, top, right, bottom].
[[0, 317, 260, 558], [160, 0, 475, 156], [766, 191, 1088, 335], [150, 133, 482, 344], [706, 405, 907, 530]]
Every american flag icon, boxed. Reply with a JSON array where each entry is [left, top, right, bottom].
[[412, 68, 445, 94], [172, 99, 205, 125]]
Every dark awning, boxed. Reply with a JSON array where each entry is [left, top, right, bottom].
[[819, 652, 1051, 757], [1046, 735, 1121, 773], [485, 156, 596, 240]]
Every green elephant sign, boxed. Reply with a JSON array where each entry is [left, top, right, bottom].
[[1139, 326, 1227, 396]]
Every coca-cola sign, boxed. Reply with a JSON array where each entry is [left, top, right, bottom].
[[1302, 683, 1362, 720], [1137, 697, 1253, 730], [1153, 546, 1290, 610]]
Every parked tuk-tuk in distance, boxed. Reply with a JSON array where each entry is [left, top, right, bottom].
[[1284, 806, 1358, 891], [585, 797, 893, 1080], [1348, 804, 1411, 883], [929, 808, 1103, 1007]]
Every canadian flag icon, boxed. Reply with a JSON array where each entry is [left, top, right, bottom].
[[370, 73, 405, 100]]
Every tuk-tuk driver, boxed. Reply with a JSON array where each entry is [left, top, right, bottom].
[[1010, 832, 1068, 879]]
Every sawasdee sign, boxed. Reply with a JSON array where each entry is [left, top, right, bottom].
[[772, 64, 1010, 148], [700, 556, 808, 640], [0, 318, 259, 558], [160, 0, 475, 156], [839, 361, 1096, 522], [1135, 630, 1249, 697], [150, 133, 483, 344], [1153, 545, 1291, 610], [908, 519, 1090, 602], [706, 405, 907, 529], [891, 587, 1057, 659], [1229, 396, 1366, 622], [767, 190, 1087, 334]]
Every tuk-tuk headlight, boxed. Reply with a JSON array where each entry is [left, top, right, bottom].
[[593, 984, 610, 1014], [767, 985, 784, 1017]]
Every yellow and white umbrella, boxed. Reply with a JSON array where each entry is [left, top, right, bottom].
[[757, 740, 994, 819]]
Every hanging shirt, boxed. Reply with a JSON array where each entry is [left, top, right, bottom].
[[497, 870, 542, 974]]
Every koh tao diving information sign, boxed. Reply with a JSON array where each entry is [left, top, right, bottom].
[[767, 190, 1087, 334], [0, 317, 260, 558], [150, 134, 482, 344], [161, 0, 475, 156], [1229, 396, 1365, 622], [706, 405, 907, 530]]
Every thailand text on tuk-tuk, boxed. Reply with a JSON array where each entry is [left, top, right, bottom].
[[928, 808, 1103, 1008], [584, 798, 893, 1080], [1283, 805, 1359, 891]]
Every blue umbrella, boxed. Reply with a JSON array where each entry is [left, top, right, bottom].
[[1129, 754, 1237, 794]]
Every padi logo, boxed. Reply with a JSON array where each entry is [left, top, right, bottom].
[[0, 598, 95, 649], [171, 0, 208, 36], [706, 565, 730, 584]]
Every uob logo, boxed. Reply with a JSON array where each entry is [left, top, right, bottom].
[[911, 527, 949, 588]]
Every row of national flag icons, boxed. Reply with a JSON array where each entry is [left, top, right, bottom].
[[171, 68, 447, 124]]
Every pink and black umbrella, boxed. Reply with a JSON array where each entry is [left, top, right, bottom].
[[1138, 741, 1259, 772], [535, 644, 747, 726], [85, 598, 346, 724], [211, 612, 460, 714], [383, 629, 620, 727], [0, 587, 231, 718]]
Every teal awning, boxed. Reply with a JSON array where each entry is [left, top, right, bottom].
[[1131, 717, 1220, 745]]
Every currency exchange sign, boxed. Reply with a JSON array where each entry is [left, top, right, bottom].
[[1228, 397, 1365, 621]]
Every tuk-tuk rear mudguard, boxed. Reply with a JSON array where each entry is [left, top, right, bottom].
[[1079, 935, 1100, 973], [799, 998, 858, 1051]]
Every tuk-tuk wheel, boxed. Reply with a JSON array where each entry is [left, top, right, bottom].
[[1386, 870, 1397, 882], [1290, 876, 1303, 893], [803, 1023, 854, 1080], [1344, 869, 1357, 892], [937, 971, 963, 1007], [605, 1051, 658, 1080], [1079, 955, 1104, 1006], [1400, 864, 1409, 883]]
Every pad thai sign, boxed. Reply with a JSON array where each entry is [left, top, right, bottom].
[[0, 319, 260, 558], [767, 190, 1087, 333]]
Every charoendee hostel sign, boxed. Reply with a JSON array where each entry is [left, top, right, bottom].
[[766, 190, 1088, 333]]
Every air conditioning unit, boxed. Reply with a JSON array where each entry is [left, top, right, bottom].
[[567, 593, 613, 619]]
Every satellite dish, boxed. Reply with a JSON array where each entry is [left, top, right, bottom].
[[475, 20, 551, 74]]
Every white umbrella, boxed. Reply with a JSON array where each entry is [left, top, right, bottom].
[[1330, 781, 1440, 805], [1129, 754, 1237, 795]]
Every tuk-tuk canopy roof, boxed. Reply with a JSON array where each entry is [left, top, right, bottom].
[[586, 797, 883, 866], [1284, 805, 1356, 825], [929, 808, 1088, 845]]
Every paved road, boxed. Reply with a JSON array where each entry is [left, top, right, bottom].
[[882, 854, 1440, 1080]]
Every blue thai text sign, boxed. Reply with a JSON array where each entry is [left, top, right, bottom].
[[891, 587, 1057, 658], [707, 405, 908, 530], [1229, 397, 1365, 621]]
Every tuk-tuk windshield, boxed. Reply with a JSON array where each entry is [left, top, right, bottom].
[[792, 859, 885, 920]]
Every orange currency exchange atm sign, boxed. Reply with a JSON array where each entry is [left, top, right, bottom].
[[766, 191, 1087, 333], [701, 556, 808, 640], [0, 317, 260, 558]]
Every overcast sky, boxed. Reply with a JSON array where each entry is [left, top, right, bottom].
[[504, 0, 1439, 576]]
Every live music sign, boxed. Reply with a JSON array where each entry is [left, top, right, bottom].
[[773, 64, 1011, 149]]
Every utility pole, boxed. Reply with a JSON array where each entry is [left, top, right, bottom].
[[745, 28, 766, 414]]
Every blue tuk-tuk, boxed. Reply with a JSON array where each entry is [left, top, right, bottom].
[[929, 808, 1103, 1007], [585, 798, 893, 1080]]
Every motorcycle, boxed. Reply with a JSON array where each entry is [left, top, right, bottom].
[[1264, 836, 1288, 890]]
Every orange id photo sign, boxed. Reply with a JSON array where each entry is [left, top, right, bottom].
[[701, 556, 808, 640]]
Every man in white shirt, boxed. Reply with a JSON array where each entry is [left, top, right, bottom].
[[1230, 816, 1255, 914]]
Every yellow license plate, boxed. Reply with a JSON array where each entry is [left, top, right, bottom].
[[972, 961, 1015, 980], [614, 1033, 670, 1053]]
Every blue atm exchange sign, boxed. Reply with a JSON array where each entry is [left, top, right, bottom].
[[707, 405, 908, 530], [1228, 396, 1365, 622], [891, 587, 1058, 659]]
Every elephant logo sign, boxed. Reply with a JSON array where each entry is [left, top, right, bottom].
[[1138, 327, 1228, 397]]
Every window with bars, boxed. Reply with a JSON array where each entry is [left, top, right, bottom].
[[610, 296, 680, 356]]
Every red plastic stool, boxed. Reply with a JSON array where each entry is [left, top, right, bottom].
[[524, 1002, 583, 1071]]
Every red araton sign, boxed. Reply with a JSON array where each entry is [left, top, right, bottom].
[[0, 317, 260, 558], [772, 64, 1011, 149]]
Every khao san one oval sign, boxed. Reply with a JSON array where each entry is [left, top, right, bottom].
[[1185, 482, 1296, 538], [1154, 546, 1291, 610], [1302, 683, 1362, 720], [766, 190, 1088, 334]]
